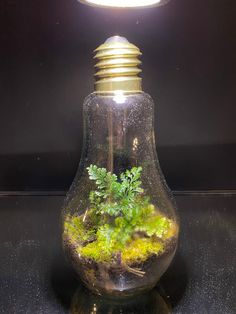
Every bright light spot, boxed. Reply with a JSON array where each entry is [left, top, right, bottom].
[[82, 0, 162, 8], [132, 137, 138, 151], [113, 91, 126, 104], [92, 303, 97, 313]]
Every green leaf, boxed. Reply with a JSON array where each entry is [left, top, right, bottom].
[[86, 164, 155, 249]]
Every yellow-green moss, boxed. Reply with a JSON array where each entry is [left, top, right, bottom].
[[78, 237, 164, 265], [163, 221, 179, 240], [78, 241, 111, 263], [65, 210, 177, 265], [64, 215, 95, 244], [122, 238, 164, 264]]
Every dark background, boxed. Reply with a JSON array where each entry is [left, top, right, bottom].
[[0, 0, 236, 192]]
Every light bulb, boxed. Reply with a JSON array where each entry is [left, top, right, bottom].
[[78, 0, 170, 8], [62, 36, 179, 297]]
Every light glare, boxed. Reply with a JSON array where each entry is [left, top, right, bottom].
[[82, 0, 163, 8], [113, 91, 126, 104]]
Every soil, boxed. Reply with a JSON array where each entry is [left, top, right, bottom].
[[63, 235, 177, 298]]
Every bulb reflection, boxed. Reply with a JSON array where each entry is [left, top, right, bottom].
[[132, 137, 139, 151], [70, 285, 171, 314]]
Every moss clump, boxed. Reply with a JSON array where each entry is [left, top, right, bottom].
[[78, 239, 111, 263], [64, 165, 177, 267], [64, 217, 85, 242], [122, 238, 164, 264], [66, 212, 174, 265], [64, 216, 95, 244], [77, 237, 164, 265], [136, 215, 171, 238]]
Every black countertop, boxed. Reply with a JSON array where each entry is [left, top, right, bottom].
[[0, 194, 235, 313]]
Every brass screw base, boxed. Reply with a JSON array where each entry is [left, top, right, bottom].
[[94, 36, 142, 93]]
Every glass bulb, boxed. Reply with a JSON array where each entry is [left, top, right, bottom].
[[62, 36, 179, 297], [70, 285, 171, 313], [78, 0, 170, 8]]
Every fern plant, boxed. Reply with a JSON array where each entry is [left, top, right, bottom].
[[88, 165, 147, 217], [65, 164, 175, 265]]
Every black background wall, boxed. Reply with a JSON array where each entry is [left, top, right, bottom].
[[0, 0, 236, 191]]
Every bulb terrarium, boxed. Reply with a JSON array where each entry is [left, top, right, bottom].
[[62, 36, 179, 297]]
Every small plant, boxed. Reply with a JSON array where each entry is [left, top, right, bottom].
[[64, 165, 177, 271]]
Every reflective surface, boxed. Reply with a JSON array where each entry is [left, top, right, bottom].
[[70, 285, 171, 314], [0, 195, 235, 312]]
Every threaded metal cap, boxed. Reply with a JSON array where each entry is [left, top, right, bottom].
[[94, 36, 142, 93]]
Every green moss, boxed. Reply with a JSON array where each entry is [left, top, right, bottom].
[[78, 240, 111, 263], [65, 210, 176, 264], [64, 215, 95, 244], [77, 236, 164, 265], [67, 213, 175, 265], [135, 215, 171, 238], [122, 238, 164, 264]]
